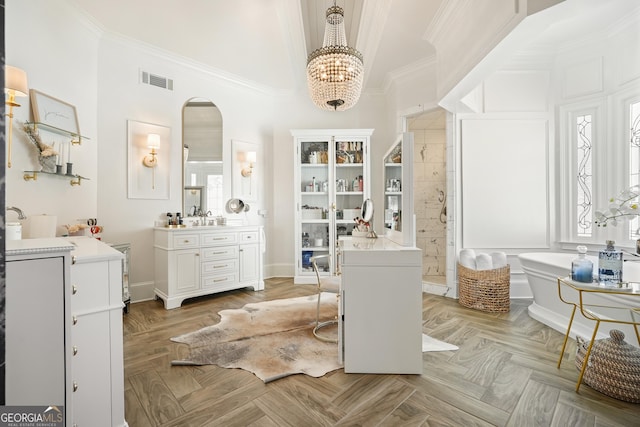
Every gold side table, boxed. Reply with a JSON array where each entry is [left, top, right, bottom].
[[556, 277, 640, 392]]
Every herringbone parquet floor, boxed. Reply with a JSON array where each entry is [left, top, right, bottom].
[[123, 277, 640, 426]]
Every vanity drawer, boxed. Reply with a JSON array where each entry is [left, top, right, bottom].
[[71, 262, 110, 312], [201, 245, 238, 261], [202, 272, 237, 289], [240, 231, 259, 243], [201, 233, 237, 246], [202, 259, 238, 275], [173, 234, 200, 249]]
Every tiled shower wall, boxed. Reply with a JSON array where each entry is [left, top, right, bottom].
[[410, 112, 447, 284]]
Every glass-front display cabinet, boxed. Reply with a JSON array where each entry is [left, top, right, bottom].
[[292, 129, 373, 283], [383, 132, 415, 246]]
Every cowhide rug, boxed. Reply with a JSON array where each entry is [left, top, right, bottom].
[[170, 293, 342, 383]]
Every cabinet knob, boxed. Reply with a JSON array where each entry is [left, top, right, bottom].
[[73, 316, 78, 325], [72, 255, 77, 265], [183, 240, 190, 243], [73, 381, 78, 392], [73, 346, 78, 356], [72, 285, 77, 295]]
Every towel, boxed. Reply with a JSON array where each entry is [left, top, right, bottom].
[[491, 252, 508, 269], [475, 253, 493, 270], [458, 249, 476, 269]]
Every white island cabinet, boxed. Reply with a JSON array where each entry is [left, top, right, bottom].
[[339, 237, 423, 374], [6, 236, 126, 427], [154, 225, 264, 309], [66, 236, 126, 427], [6, 239, 74, 410]]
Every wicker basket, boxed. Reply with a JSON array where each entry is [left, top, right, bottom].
[[575, 330, 640, 403], [457, 263, 510, 312]]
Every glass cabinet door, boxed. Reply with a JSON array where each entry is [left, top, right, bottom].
[[334, 137, 367, 239], [293, 129, 373, 283], [299, 139, 331, 274]]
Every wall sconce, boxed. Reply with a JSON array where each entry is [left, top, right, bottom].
[[143, 133, 160, 188], [5, 66, 29, 168], [241, 151, 256, 177]]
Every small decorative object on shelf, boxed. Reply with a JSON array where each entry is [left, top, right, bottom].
[[571, 245, 593, 283], [598, 240, 623, 286], [21, 121, 58, 172]]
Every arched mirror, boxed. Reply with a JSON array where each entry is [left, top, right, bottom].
[[182, 99, 224, 219]]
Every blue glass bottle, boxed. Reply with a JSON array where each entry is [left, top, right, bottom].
[[571, 245, 593, 283], [598, 240, 623, 286]]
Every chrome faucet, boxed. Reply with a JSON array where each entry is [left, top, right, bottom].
[[7, 206, 27, 220]]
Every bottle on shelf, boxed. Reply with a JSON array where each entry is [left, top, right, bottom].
[[598, 240, 623, 286], [571, 245, 593, 283]]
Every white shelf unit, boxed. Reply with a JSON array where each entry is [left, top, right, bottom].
[[383, 132, 415, 246], [292, 129, 373, 284]]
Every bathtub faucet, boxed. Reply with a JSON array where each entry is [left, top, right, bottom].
[[7, 206, 27, 220]]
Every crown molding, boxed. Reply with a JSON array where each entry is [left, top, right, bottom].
[[423, 0, 470, 45], [382, 55, 437, 94]]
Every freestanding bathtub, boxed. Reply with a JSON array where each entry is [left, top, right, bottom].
[[519, 252, 640, 346]]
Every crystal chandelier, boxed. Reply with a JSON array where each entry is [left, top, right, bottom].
[[306, 2, 364, 111]]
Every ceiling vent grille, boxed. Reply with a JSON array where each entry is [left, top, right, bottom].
[[140, 70, 173, 91]]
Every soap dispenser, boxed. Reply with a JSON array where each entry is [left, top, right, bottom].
[[598, 240, 623, 286], [571, 245, 593, 283]]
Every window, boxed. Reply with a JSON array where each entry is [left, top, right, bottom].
[[207, 174, 224, 216], [562, 94, 640, 246], [629, 100, 640, 240], [576, 114, 593, 237]]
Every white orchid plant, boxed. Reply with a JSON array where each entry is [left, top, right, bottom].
[[594, 184, 639, 228]]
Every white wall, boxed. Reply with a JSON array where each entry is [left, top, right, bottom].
[[450, 2, 640, 299], [5, 0, 396, 299], [5, 0, 99, 236]]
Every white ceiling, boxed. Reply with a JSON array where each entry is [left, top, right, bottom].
[[66, 0, 639, 98], [67, 0, 443, 92]]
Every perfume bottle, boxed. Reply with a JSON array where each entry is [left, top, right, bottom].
[[598, 240, 623, 286], [571, 245, 593, 283]]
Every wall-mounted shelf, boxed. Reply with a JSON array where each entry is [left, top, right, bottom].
[[25, 121, 89, 145], [23, 170, 89, 186]]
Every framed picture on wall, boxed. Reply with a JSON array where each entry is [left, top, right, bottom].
[[29, 89, 81, 138]]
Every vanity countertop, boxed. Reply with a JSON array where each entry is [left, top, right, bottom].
[[339, 236, 421, 265], [6, 237, 74, 257], [154, 224, 262, 231]]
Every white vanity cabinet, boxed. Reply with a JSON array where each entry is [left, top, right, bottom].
[[66, 236, 126, 427], [154, 226, 264, 309], [339, 237, 423, 374]]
